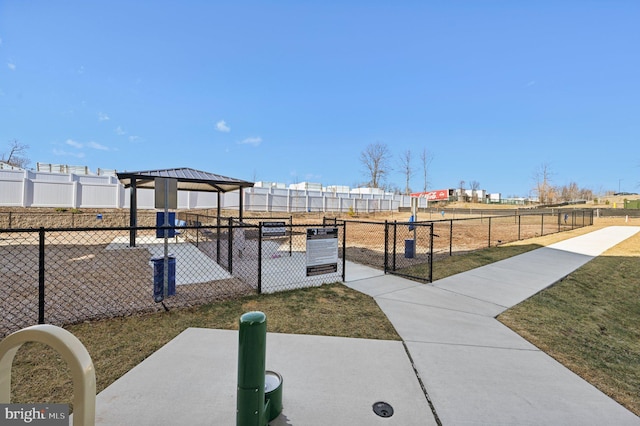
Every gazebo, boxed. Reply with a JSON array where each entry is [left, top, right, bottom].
[[116, 167, 254, 246]]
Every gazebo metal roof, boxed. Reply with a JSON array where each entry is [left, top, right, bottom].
[[116, 167, 253, 247], [116, 167, 254, 193]]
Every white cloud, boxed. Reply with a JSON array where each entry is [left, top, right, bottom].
[[216, 120, 230, 132], [304, 173, 321, 181], [7, 62, 15, 71], [524, 80, 536, 87], [66, 139, 83, 149], [88, 141, 109, 151], [238, 136, 262, 146], [53, 149, 85, 159], [64, 139, 110, 151], [98, 112, 110, 121], [128, 135, 141, 143], [115, 126, 126, 135]]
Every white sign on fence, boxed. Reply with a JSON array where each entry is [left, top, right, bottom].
[[305, 228, 338, 276], [262, 221, 286, 237]]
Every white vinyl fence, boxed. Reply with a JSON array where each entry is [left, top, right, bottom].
[[0, 168, 419, 212]]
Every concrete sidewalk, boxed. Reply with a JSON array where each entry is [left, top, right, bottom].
[[90, 226, 639, 425], [345, 226, 640, 425], [93, 329, 436, 425]]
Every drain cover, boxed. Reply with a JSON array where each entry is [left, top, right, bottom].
[[373, 401, 394, 418]]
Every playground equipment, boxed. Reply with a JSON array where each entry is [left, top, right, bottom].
[[236, 311, 283, 425], [0, 324, 96, 426]]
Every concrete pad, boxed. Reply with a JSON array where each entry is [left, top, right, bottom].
[[344, 260, 385, 281], [407, 341, 640, 426], [106, 236, 233, 284], [376, 298, 537, 350], [377, 285, 505, 317], [94, 328, 436, 426], [260, 252, 343, 294], [431, 273, 541, 310], [489, 247, 593, 276], [344, 274, 420, 298]]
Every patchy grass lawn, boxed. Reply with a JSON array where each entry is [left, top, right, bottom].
[[9, 283, 399, 409], [499, 228, 640, 416]]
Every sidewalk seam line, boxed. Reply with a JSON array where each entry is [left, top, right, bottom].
[[376, 294, 505, 318], [402, 340, 443, 426], [403, 339, 541, 352]]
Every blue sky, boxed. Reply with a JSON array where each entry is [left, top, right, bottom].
[[1, 1, 638, 197]]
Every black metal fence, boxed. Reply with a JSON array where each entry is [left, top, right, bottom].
[[1, 221, 344, 337], [1, 209, 592, 337], [340, 209, 593, 283]]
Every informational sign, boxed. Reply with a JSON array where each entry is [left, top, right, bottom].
[[306, 228, 338, 276], [155, 177, 178, 209], [262, 221, 287, 237], [410, 189, 449, 201]]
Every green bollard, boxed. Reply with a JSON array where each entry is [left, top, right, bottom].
[[237, 311, 269, 426]]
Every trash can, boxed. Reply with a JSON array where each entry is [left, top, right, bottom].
[[404, 239, 415, 258], [152, 255, 176, 300]]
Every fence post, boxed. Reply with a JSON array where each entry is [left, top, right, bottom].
[[216, 215, 221, 264], [449, 220, 453, 256], [289, 216, 293, 257], [342, 222, 346, 282], [228, 218, 233, 274], [487, 217, 492, 248], [392, 221, 397, 271], [193, 214, 199, 247], [258, 223, 263, 294], [429, 223, 434, 283], [384, 221, 388, 274], [38, 227, 45, 324], [541, 214, 544, 236], [518, 215, 521, 240]]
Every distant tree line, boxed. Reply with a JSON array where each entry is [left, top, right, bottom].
[[359, 144, 598, 204], [359, 142, 433, 195], [532, 162, 594, 204]]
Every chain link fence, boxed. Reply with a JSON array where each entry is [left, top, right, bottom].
[[0, 224, 258, 337], [1, 220, 345, 337], [258, 223, 344, 294], [336, 210, 593, 283], [1, 210, 592, 337]]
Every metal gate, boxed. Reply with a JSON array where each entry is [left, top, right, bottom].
[[385, 221, 434, 282]]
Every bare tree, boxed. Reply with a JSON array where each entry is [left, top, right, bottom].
[[532, 163, 554, 204], [420, 148, 433, 191], [579, 187, 593, 201], [559, 182, 579, 202], [469, 180, 481, 203], [458, 180, 466, 202], [398, 149, 413, 195], [360, 142, 392, 188], [1, 140, 30, 169]]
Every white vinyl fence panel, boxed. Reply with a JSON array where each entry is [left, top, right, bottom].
[[0, 169, 410, 212]]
